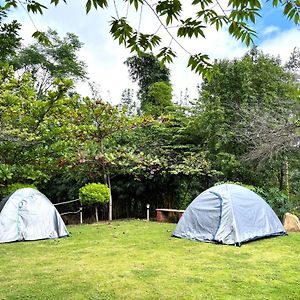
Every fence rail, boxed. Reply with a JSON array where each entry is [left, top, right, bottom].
[[54, 199, 79, 206], [60, 209, 82, 216], [54, 199, 82, 223]]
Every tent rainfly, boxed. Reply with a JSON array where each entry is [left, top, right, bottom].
[[0, 188, 69, 243], [173, 184, 286, 246]]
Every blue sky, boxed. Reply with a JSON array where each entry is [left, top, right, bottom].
[[254, 1, 298, 41], [2, 1, 299, 103]]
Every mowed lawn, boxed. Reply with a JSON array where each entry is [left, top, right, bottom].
[[0, 220, 299, 300]]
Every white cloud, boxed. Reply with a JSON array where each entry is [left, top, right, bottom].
[[262, 26, 280, 36], [259, 28, 300, 62]]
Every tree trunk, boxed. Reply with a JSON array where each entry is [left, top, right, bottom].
[[279, 156, 290, 197], [107, 174, 113, 221], [284, 156, 290, 198], [279, 161, 284, 191], [101, 140, 113, 221], [95, 205, 98, 222]]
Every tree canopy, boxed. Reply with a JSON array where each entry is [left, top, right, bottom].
[[11, 29, 87, 98], [0, 6, 21, 63]]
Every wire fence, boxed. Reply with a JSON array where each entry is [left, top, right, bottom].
[[54, 198, 83, 223], [54, 199, 79, 206]]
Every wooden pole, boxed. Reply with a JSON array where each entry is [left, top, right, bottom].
[[146, 204, 150, 221]]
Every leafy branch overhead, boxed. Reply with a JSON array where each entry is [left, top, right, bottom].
[[3, 0, 300, 75]]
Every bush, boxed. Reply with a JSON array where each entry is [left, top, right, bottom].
[[258, 187, 295, 220], [1, 183, 37, 198], [79, 183, 110, 206]]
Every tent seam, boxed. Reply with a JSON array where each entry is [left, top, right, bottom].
[[16, 200, 22, 240], [226, 185, 241, 245], [209, 191, 223, 241]]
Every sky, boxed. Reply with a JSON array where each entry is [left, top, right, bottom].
[[3, 0, 300, 104]]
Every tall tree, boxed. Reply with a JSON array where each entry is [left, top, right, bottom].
[[145, 81, 173, 116], [12, 29, 87, 98], [125, 52, 172, 114], [191, 49, 299, 188]]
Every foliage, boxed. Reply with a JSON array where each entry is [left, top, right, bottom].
[[0, 182, 36, 198], [0, 64, 80, 185], [125, 53, 171, 114], [72, 97, 154, 183], [0, 7, 299, 218], [0, 6, 21, 64], [143, 81, 173, 116], [125, 53, 170, 90], [192, 49, 299, 187], [260, 187, 296, 220], [79, 182, 110, 206], [3, 0, 300, 75], [11, 29, 87, 98], [120, 88, 139, 116]]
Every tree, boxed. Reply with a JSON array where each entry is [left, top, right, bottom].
[[0, 6, 21, 64], [144, 81, 173, 116], [3, 0, 300, 76], [0, 64, 80, 186], [71, 97, 152, 220], [79, 182, 110, 222], [125, 52, 171, 114], [12, 29, 87, 98], [286, 47, 300, 77], [193, 49, 299, 191], [120, 88, 139, 116]]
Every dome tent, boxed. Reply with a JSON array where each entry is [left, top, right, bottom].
[[0, 188, 69, 243], [173, 184, 286, 246]]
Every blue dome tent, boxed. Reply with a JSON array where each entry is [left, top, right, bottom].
[[0, 188, 69, 243], [173, 184, 286, 246]]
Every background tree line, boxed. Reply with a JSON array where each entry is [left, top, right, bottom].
[[0, 6, 299, 221]]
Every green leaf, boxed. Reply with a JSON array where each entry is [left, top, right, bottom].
[[50, 0, 66, 5], [294, 12, 299, 24], [157, 47, 176, 64], [32, 31, 52, 46], [156, 0, 182, 25], [283, 2, 293, 15], [288, 8, 296, 20], [86, 0, 92, 13]]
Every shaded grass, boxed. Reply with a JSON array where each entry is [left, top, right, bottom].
[[0, 220, 299, 300]]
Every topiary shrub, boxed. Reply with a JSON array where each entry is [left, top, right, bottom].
[[79, 183, 110, 206], [79, 183, 110, 222], [1, 183, 37, 198]]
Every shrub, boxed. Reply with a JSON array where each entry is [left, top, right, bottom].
[[1, 183, 37, 198], [79, 183, 110, 206], [259, 187, 294, 220]]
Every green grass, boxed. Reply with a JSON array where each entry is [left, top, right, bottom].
[[0, 220, 299, 300]]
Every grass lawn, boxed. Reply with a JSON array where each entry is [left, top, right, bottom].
[[0, 220, 299, 300]]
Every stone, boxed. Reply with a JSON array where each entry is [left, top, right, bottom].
[[283, 213, 300, 232]]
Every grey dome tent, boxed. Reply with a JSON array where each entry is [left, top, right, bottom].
[[173, 184, 286, 246], [0, 188, 69, 243]]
